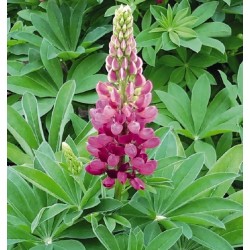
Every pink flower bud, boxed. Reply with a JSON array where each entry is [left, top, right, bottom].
[[110, 88, 121, 104], [132, 157, 145, 169], [109, 45, 116, 56], [125, 143, 137, 158], [130, 51, 137, 62], [86, 159, 106, 175], [138, 106, 158, 119], [88, 136, 103, 148], [86, 144, 99, 157], [103, 105, 116, 119], [130, 177, 145, 190], [117, 171, 127, 184], [106, 55, 113, 67], [142, 93, 152, 108], [138, 160, 157, 175], [129, 61, 137, 75], [108, 70, 117, 83], [134, 73, 146, 87], [117, 48, 123, 58], [96, 82, 109, 96], [135, 57, 143, 69], [122, 57, 128, 69], [128, 121, 140, 134], [119, 68, 127, 80], [141, 80, 153, 94], [142, 137, 160, 149], [121, 39, 126, 50], [125, 46, 132, 56], [122, 104, 132, 117], [98, 134, 113, 146], [103, 177, 115, 188], [126, 82, 134, 97], [111, 122, 123, 135], [139, 128, 154, 140], [107, 154, 120, 166], [112, 58, 120, 71]]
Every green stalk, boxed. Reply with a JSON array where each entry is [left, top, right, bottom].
[[114, 179, 123, 200]]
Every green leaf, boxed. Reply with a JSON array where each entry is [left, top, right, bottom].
[[159, 55, 183, 67], [90, 198, 123, 213], [136, 29, 162, 47], [111, 214, 131, 228], [175, 27, 197, 39], [68, 53, 106, 83], [196, 22, 231, 38], [49, 80, 76, 151], [192, 2, 219, 27], [22, 92, 45, 144], [7, 105, 39, 156], [40, 39, 63, 88], [169, 31, 180, 46], [93, 225, 120, 250], [206, 145, 243, 197], [8, 167, 41, 223], [70, 0, 87, 50], [7, 142, 33, 165], [198, 36, 225, 53], [142, 9, 152, 30], [190, 225, 233, 250], [156, 90, 194, 133], [144, 221, 161, 246], [8, 75, 57, 97], [73, 91, 98, 104], [47, 0, 69, 50], [168, 197, 242, 216], [166, 153, 204, 208], [148, 127, 185, 160], [31, 203, 70, 233], [194, 140, 216, 169], [14, 166, 74, 204], [145, 228, 182, 250], [170, 67, 185, 83], [7, 225, 39, 245], [35, 150, 78, 204], [172, 213, 225, 229], [216, 133, 233, 158], [70, 113, 87, 136], [168, 173, 238, 212], [82, 26, 112, 47], [191, 74, 211, 133], [180, 37, 202, 53], [75, 74, 107, 94], [142, 47, 156, 67], [237, 62, 243, 102], [53, 240, 86, 250], [31, 14, 64, 50]]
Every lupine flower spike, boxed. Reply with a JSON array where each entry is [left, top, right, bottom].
[[86, 5, 160, 190]]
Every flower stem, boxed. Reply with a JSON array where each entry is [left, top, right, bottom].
[[114, 179, 123, 200]]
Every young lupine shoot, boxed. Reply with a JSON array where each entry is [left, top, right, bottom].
[[62, 142, 83, 175], [85, 5, 160, 191]]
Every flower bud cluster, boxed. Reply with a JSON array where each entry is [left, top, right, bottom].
[[86, 5, 160, 190], [62, 142, 83, 175]]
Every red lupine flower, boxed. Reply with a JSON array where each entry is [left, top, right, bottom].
[[85, 5, 160, 190]]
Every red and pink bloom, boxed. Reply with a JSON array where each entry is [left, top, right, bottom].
[[85, 5, 160, 190]]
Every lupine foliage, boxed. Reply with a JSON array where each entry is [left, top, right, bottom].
[[7, 0, 242, 249]]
